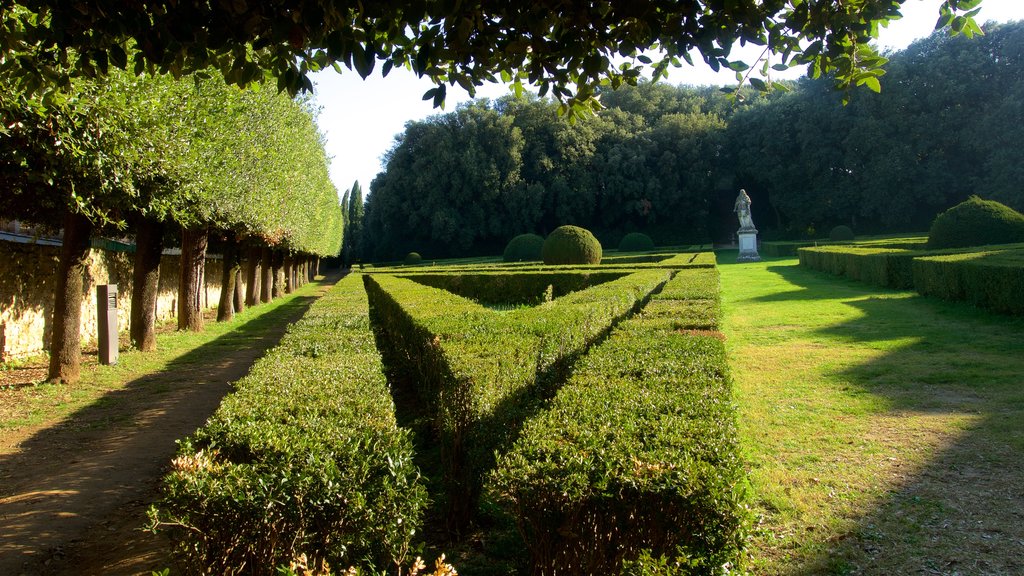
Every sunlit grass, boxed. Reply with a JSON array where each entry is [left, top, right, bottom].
[[719, 251, 1024, 574], [0, 279, 330, 441]]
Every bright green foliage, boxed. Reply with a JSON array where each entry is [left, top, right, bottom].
[[542, 225, 602, 265], [3, 1, 979, 116], [829, 225, 855, 241], [799, 243, 1024, 289], [403, 272, 627, 306], [618, 232, 656, 252], [503, 233, 545, 262], [404, 252, 423, 265], [913, 249, 1024, 315], [152, 275, 426, 572], [0, 69, 343, 256], [927, 196, 1024, 249], [364, 270, 670, 531], [491, 267, 749, 572]]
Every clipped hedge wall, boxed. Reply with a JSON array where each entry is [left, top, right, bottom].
[[799, 242, 1024, 290], [153, 274, 426, 574], [618, 232, 655, 252], [798, 246, 920, 289], [365, 269, 671, 533], [491, 267, 748, 573], [503, 233, 545, 262], [913, 249, 1024, 315], [405, 252, 423, 265], [400, 271, 628, 306]]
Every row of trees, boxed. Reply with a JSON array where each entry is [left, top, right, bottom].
[[363, 21, 1024, 259], [0, 70, 344, 383]]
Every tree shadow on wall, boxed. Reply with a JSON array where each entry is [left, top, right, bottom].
[[762, 263, 1024, 575]]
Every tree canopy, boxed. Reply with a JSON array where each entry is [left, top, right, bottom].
[[364, 20, 1024, 258], [1, 1, 986, 111]]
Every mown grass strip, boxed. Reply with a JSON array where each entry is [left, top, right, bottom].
[[720, 252, 1024, 574], [152, 274, 426, 574]]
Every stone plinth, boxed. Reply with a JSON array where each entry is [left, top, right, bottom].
[[737, 228, 761, 262]]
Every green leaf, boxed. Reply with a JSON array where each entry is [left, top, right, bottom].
[[749, 77, 767, 91], [861, 76, 881, 93]]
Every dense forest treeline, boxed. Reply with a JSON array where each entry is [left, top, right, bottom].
[[363, 22, 1024, 261]]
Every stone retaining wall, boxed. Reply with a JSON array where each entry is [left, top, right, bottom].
[[0, 241, 236, 360]]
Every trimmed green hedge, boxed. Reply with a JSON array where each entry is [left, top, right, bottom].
[[798, 246, 920, 288], [913, 249, 1024, 315], [400, 271, 628, 306], [491, 268, 748, 573], [799, 242, 1024, 290], [365, 269, 671, 533], [503, 233, 546, 262], [927, 196, 1024, 249], [542, 225, 603, 265], [152, 274, 426, 574], [618, 232, 655, 252]]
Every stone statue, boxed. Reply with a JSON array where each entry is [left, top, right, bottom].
[[734, 189, 755, 230]]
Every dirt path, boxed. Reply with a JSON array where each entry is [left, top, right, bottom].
[[0, 277, 338, 575]]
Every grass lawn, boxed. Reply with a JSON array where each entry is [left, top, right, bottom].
[[718, 251, 1024, 574], [0, 277, 333, 441]]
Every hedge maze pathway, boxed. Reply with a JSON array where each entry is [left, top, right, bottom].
[[0, 278, 336, 575]]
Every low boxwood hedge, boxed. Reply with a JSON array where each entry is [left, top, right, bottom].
[[799, 243, 1024, 290], [364, 270, 671, 533], [490, 268, 748, 573], [151, 274, 427, 574], [399, 271, 628, 306], [913, 249, 1024, 315]]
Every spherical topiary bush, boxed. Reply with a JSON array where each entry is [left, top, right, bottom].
[[503, 233, 545, 262], [829, 225, 855, 241], [617, 232, 655, 252], [927, 196, 1024, 249], [404, 252, 422, 265], [541, 225, 602, 265]]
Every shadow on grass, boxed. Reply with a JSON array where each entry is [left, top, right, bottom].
[[757, 261, 1024, 575], [0, 276, 337, 575]]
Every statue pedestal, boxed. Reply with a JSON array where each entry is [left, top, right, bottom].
[[737, 228, 761, 262]]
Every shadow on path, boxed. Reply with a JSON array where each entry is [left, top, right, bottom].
[[0, 275, 339, 575]]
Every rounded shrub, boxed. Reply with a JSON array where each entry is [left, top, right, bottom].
[[927, 196, 1024, 249], [617, 232, 655, 252], [503, 233, 545, 262], [541, 225, 602, 265], [828, 225, 855, 241], [404, 252, 422, 265]]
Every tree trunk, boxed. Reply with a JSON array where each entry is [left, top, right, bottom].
[[130, 218, 163, 352], [178, 227, 208, 331], [233, 267, 245, 314], [297, 257, 306, 286], [47, 211, 93, 384], [314, 256, 320, 279], [272, 250, 285, 299], [260, 247, 273, 303], [245, 245, 261, 307], [217, 233, 240, 322], [283, 253, 294, 294]]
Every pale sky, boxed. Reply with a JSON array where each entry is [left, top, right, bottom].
[[312, 0, 1024, 198]]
